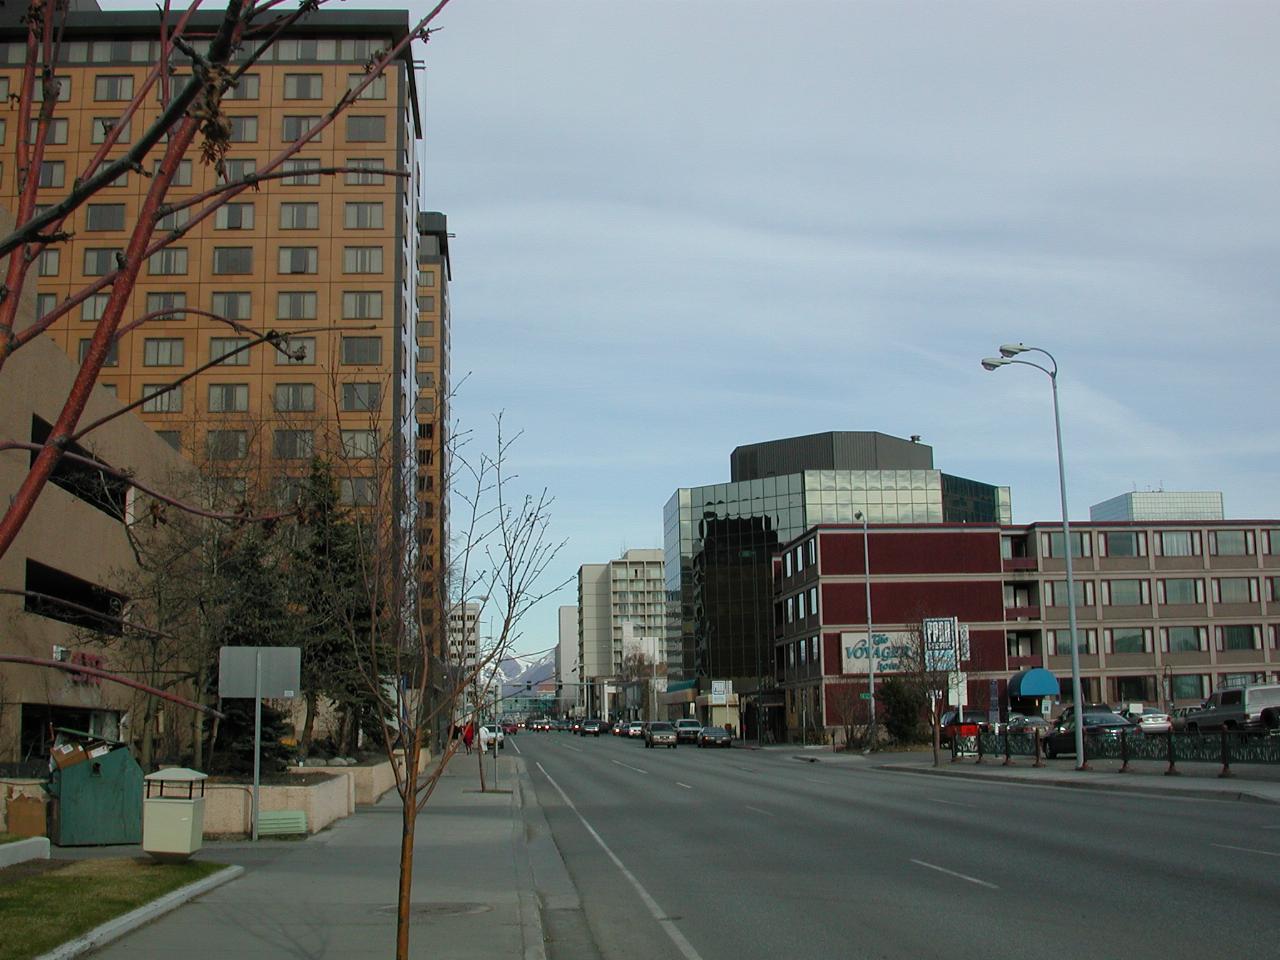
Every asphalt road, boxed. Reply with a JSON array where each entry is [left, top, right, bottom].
[[512, 732, 1280, 960]]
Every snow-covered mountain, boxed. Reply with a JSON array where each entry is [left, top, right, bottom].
[[494, 651, 556, 698]]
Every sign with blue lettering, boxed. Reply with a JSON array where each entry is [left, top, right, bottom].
[[840, 631, 915, 675]]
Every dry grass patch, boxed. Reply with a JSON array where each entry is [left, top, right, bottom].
[[0, 857, 224, 960]]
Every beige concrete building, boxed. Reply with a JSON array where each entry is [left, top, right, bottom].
[[0, 336, 189, 769], [577, 549, 666, 717]]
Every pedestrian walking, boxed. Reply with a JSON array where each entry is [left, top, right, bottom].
[[463, 720, 475, 755]]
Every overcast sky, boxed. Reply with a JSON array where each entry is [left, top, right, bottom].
[[400, 1, 1276, 653]]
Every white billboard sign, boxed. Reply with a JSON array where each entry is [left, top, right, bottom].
[[923, 617, 959, 672], [840, 631, 916, 675]]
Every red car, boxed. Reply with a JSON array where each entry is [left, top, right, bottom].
[[501, 721, 518, 735]]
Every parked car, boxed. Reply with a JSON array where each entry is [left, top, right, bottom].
[[696, 726, 732, 748], [1042, 712, 1135, 758], [1120, 707, 1172, 734], [938, 708, 989, 745], [580, 719, 603, 737], [645, 721, 677, 748], [1183, 684, 1280, 733], [1006, 714, 1051, 735], [1170, 706, 1199, 732], [627, 721, 645, 738], [478, 725, 505, 750], [674, 719, 703, 743], [1054, 703, 1114, 727]]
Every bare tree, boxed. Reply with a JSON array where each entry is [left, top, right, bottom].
[[826, 681, 871, 752]]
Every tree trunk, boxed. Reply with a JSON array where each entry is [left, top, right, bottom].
[[192, 664, 206, 770], [140, 697, 156, 770], [300, 690, 318, 756], [395, 743, 419, 960], [931, 698, 941, 767]]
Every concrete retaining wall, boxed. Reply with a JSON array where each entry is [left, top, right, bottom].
[[0, 836, 49, 867], [203, 773, 350, 837]]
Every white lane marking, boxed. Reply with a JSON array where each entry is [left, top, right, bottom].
[[676, 782, 693, 790], [910, 859, 999, 890], [744, 805, 775, 817], [509, 740, 522, 755], [561, 743, 582, 753], [612, 759, 648, 775], [537, 763, 705, 960], [1260, 825, 1280, 830], [929, 798, 969, 808], [1211, 843, 1280, 858]]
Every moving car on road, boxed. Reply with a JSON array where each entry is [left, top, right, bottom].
[[580, 719, 604, 737], [627, 721, 645, 738], [645, 722, 677, 748], [696, 726, 732, 748], [674, 719, 703, 744]]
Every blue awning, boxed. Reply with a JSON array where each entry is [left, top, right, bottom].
[[1008, 668, 1060, 698]]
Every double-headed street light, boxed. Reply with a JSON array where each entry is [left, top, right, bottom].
[[981, 343, 1086, 769]]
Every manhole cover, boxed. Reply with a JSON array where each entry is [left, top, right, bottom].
[[376, 902, 492, 919]]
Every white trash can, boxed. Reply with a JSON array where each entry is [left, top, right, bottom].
[[142, 768, 208, 862]]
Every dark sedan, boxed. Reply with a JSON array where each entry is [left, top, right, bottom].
[[696, 726, 732, 748], [579, 719, 603, 737], [1043, 712, 1136, 758]]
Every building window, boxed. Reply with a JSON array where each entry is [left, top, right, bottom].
[[94, 74, 133, 100], [273, 382, 315, 412], [342, 382, 381, 411], [38, 161, 66, 188], [1157, 530, 1199, 557], [147, 247, 188, 275], [346, 115, 387, 142], [33, 75, 71, 102], [1211, 530, 1253, 556], [282, 158, 320, 185], [273, 429, 314, 460], [37, 248, 59, 276], [343, 246, 383, 274], [279, 202, 319, 229], [215, 202, 255, 229], [1158, 578, 1202, 605], [89, 116, 128, 143], [279, 247, 319, 274], [212, 246, 253, 274], [211, 291, 252, 321], [170, 159, 194, 186], [217, 158, 256, 185], [208, 383, 249, 413], [341, 429, 378, 459], [86, 204, 126, 231], [1050, 629, 1095, 656], [1101, 531, 1144, 557], [277, 291, 317, 320], [32, 117, 69, 143], [417, 295, 436, 312], [419, 345, 436, 362], [78, 339, 119, 366], [340, 477, 374, 506], [141, 384, 182, 413], [416, 320, 435, 339], [1044, 530, 1090, 558], [275, 336, 316, 365], [226, 74, 260, 100], [210, 337, 250, 366], [348, 73, 386, 99], [1170, 674, 1206, 700], [342, 291, 382, 319], [1048, 580, 1093, 607], [1219, 625, 1259, 651], [282, 115, 322, 142], [36, 294, 57, 318], [208, 430, 248, 461], [344, 202, 383, 229], [340, 336, 382, 364], [1108, 627, 1149, 654], [80, 294, 110, 322], [24, 560, 124, 635], [1103, 579, 1147, 606], [1164, 626, 1206, 653], [142, 338, 184, 366], [283, 73, 323, 99], [1214, 578, 1257, 604], [345, 158, 385, 185], [419, 269, 436, 287]]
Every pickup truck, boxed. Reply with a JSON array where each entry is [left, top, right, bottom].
[[1183, 684, 1280, 733]]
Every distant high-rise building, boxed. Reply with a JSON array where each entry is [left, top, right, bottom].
[[556, 605, 579, 716], [448, 601, 480, 673], [577, 549, 666, 718], [664, 432, 1012, 716], [1091, 491, 1224, 522]]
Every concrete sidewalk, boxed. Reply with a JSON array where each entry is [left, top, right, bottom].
[[81, 753, 565, 960]]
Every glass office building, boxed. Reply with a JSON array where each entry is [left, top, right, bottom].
[[664, 453, 1011, 685]]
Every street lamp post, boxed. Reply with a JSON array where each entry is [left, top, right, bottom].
[[982, 343, 1086, 769], [854, 511, 876, 748]]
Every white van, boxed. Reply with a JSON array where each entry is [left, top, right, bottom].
[[1183, 684, 1280, 732]]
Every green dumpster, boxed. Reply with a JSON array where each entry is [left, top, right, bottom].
[[47, 739, 143, 846]]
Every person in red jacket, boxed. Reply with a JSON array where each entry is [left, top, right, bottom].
[[462, 721, 475, 755]]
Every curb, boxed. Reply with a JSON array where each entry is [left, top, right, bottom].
[[510, 759, 548, 960], [0, 836, 50, 868], [876, 763, 1280, 805], [36, 863, 245, 960]]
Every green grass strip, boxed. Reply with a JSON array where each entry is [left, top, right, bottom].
[[0, 857, 223, 960]]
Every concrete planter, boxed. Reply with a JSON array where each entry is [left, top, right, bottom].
[[0, 836, 50, 868], [203, 773, 350, 837]]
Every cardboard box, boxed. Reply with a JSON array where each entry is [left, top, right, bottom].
[[6, 796, 47, 838], [51, 742, 88, 770]]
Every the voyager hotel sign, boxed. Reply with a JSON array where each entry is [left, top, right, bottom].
[[840, 631, 915, 674]]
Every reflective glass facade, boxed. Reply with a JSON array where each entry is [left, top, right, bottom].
[[664, 470, 1011, 682]]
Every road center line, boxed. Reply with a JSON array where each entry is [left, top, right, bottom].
[[612, 759, 648, 775], [561, 743, 582, 753], [509, 740, 522, 755], [537, 762, 705, 960], [909, 859, 999, 889], [676, 782, 693, 790], [1211, 843, 1280, 858], [744, 805, 774, 817]]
